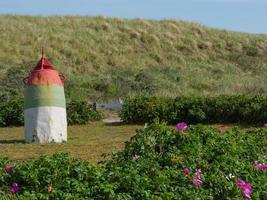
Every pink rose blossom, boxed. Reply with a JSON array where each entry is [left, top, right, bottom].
[[236, 179, 253, 199], [4, 166, 14, 174], [192, 168, 202, 186], [10, 183, 21, 193], [176, 122, 188, 131], [264, 123, 267, 128], [195, 169, 201, 179], [254, 161, 267, 171], [183, 168, 190, 174], [192, 178, 203, 186], [132, 154, 140, 160]]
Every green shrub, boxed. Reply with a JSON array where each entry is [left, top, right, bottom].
[[0, 154, 108, 199], [0, 123, 266, 199], [104, 122, 267, 199], [67, 101, 102, 125], [120, 96, 173, 124], [121, 95, 267, 124], [0, 97, 102, 127], [0, 97, 24, 127]]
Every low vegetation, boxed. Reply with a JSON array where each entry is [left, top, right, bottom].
[[0, 123, 266, 199], [67, 101, 102, 125], [121, 95, 267, 124], [0, 16, 267, 101], [1, 94, 266, 127], [0, 97, 101, 127]]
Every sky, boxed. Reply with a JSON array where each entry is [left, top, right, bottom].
[[0, 0, 266, 33]]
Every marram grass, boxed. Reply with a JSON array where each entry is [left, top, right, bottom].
[[0, 16, 266, 101]]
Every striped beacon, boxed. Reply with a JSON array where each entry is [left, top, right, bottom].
[[23, 48, 67, 143]]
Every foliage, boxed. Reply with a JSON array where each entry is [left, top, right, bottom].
[[0, 154, 107, 199], [104, 123, 267, 199], [0, 97, 102, 127], [67, 101, 102, 125], [121, 95, 267, 124], [0, 16, 267, 101], [0, 97, 24, 127], [0, 123, 266, 199]]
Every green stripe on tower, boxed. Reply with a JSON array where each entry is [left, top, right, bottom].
[[24, 84, 66, 109]]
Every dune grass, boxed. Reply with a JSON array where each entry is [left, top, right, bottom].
[[0, 16, 266, 101]]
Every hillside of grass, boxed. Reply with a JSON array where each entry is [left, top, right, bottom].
[[0, 16, 266, 101]]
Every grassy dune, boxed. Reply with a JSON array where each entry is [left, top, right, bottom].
[[0, 16, 266, 101]]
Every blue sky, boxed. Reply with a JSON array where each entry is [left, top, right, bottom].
[[0, 0, 266, 33]]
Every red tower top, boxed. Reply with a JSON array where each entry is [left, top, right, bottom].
[[23, 48, 65, 86], [32, 48, 56, 71]]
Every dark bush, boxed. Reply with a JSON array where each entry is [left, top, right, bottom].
[[67, 101, 102, 125], [0, 97, 24, 127], [120, 95, 267, 124], [120, 96, 173, 124], [0, 97, 102, 127]]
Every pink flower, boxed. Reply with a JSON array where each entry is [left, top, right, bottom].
[[264, 123, 267, 128], [195, 169, 201, 179], [183, 168, 190, 174], [192, 168, 202, 186], [10, 183, 21, 193], [4, 166, 14, 174], [192, 178, 203, 186], [132, 154, 140, 160], [236, 179, 253, 199], [254, 161, 267, 171], [176, 122, 188, 131]]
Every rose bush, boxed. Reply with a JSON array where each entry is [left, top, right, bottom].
[[0, 123, 266, 199]]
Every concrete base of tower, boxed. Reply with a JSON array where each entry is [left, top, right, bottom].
[[24, 106, 67, 143]]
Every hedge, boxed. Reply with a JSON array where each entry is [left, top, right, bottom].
[[0, 123, 266, 199], [0, 97, 24, 127], [120, 95, 267, 124], [0, 97, 101, 127], [66, 101, 102, 125]]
